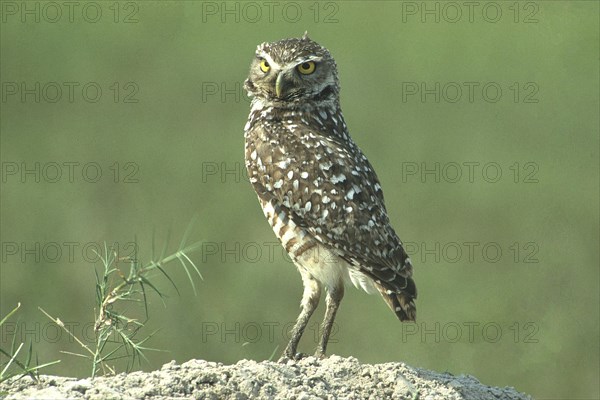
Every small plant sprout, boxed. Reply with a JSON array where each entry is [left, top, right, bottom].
[[0, 303, 61, 384], [40, 221, 203, 378]]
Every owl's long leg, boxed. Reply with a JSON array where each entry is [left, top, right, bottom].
[[315, 284, 344, 358], [282, 271, 321, 360]]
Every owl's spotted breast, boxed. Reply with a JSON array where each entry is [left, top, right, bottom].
[[245, 106, 414, 296]]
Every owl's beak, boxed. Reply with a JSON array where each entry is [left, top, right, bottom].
[[275, 72, 286, 98]]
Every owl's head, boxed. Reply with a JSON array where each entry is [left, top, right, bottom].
[[245, 33, 339, 107]]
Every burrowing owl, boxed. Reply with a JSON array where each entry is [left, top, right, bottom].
[[244, 33, 416, 359]]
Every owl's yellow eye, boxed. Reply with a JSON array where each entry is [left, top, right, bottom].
[[260, 59, 270, 73], [297, 61, 316, 75]]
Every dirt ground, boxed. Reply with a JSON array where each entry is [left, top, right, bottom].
[[0, 355, 532, 399]]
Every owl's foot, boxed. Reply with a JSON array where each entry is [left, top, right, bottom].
[[314, 349, 327, 359], [278, 351, 308, 363]]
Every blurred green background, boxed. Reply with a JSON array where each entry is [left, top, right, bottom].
[[1, 1, 598, 398]]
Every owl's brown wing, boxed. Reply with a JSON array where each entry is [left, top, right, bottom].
[[246, 122, 416, 319]]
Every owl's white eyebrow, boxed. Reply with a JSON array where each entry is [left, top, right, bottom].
[[298, 56, 322, 63], [256, 53, 281, 70], [256, 53, 323, 70]]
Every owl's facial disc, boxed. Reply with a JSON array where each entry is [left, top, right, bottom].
[[245, 36, 339, 106], [252, 51, 321, 100]]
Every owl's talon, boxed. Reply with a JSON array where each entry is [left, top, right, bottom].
[[294, 352, 308, 360], [277, 356, 291, 364], [278, 351, 306, 363]]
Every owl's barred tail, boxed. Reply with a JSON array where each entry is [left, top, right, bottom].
[[376, 278, 417, 322]]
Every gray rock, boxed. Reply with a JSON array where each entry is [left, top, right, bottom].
[[0, 357, 532, 400]]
